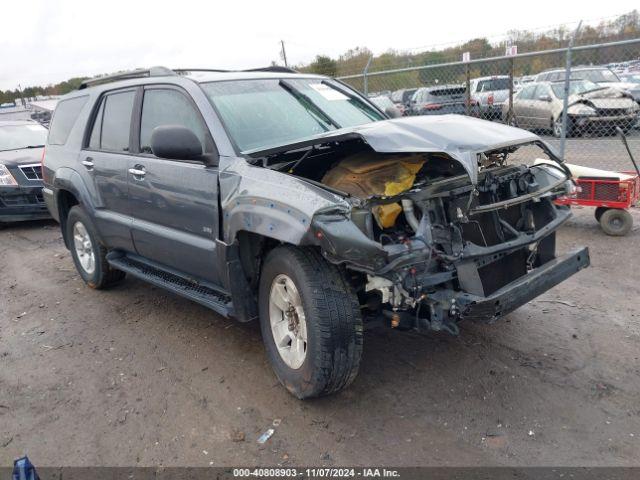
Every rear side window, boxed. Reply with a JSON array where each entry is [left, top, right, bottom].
[[90, 90, 135, 152], [48, 96, 88, 145], [140, 89, 210, 154]]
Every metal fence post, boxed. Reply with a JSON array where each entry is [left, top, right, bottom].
[[508, 57, 514, 125], [559, 21, 582, 161], [363, 56, 373, 96], [465, 63, 471, 116]]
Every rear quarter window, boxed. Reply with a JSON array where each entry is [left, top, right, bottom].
[[48, 96, 89, 145]]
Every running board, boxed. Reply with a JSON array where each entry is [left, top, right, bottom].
[[106, 252, 233, 317]]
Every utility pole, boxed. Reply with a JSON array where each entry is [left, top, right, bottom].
[[280, 40, 288, 68]]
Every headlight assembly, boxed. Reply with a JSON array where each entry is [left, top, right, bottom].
[[569, 104, 597, 116], [0, 164, 18, 186]]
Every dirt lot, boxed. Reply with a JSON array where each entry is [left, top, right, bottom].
[[1, 205, 639, 467]]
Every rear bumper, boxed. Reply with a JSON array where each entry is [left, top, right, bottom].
[[460, 247, 590, 322], [0, 185, 51, 222]]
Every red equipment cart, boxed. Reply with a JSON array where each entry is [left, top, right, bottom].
[[555, 129, 640, 236], [556, 172, 639, 236]]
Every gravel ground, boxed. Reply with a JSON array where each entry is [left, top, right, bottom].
[[1, 205, 639, 467]]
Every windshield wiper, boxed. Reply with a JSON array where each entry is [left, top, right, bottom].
[[322, 79, 384, 120], [0, 145, 45, 152], [279, 80, 341, 130]]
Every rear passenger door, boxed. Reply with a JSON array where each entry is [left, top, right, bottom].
[[127, 85, 222, 285], [83, 88, 137, 251]]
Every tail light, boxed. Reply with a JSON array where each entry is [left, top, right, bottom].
[[488, 94, 494, 105]]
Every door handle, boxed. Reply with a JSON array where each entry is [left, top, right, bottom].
[[81, 158, 94, 170], [128, 166, 146, 178]]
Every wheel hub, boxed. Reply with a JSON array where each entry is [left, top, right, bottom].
[[268, 274, 307, 369], [72, 221, 95, 275]]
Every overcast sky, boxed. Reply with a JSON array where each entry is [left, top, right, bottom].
[[1, 0, 638, 90]]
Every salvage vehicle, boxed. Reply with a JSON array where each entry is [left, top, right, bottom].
[[536, 66, 640, 103], [408, 85, 469, 116], [0, 120, 50, 224], [43, 67, 590, 398], [506, 80, 639, 137], [470, 75, 512, 120]]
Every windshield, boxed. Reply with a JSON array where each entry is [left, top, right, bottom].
[[201, 78, 384, 152], [551, 80, 602, 99], [477, 78, 510, 91], [571, 69, 620, 83], [0, 123, 47, 151], [370, 96, 395, 110]]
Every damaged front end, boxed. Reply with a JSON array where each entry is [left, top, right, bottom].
[[250, 117, 590, 335]]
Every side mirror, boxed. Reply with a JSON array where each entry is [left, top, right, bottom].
[[385, 105, 402, 118], [538, 94, 552, 102], [151, 125, 204, 161]]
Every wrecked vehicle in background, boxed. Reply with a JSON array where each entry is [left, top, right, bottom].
[[43, 68, 589, 399]]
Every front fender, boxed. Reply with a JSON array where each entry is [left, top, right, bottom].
[[220, 157, 349, 245]]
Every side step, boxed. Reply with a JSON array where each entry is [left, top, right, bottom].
[[107, 252, 233, 317]]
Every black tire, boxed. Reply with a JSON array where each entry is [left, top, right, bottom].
[[594, 206, 608, 222], [66, 205, 125, 289], [258, 246, 363, 399], [599, 208, 633, 236]]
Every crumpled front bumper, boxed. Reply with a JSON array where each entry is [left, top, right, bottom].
[[459, 247, 590, 323]]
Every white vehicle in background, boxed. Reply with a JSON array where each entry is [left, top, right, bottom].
[[470, 75, 512, 120]]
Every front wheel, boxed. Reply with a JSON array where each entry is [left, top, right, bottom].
[[259, 246, 363, 399], [553, 117, 573, 138]]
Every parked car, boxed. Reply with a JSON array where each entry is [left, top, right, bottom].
[[470, 75, 512, 120], [536, 66, 640, 103], [43, 67, 588, 399], [505, 80, 639, 137], [408, 85, 468, 115], [0, 120, 50, 224], [390, 88, 417, 115], [369, 95, 402, 117]]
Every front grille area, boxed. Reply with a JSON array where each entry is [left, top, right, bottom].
[[596, 108, 627, 117], [0, 193, 45, 206], [19, 164, 43, 181]]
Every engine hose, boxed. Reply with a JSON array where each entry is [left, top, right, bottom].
[[401, 199, 420, 232]]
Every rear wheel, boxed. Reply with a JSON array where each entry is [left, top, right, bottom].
[[67, 206, 125, 288], [258, 246, 363, 399], [599, 208, 633, 236]]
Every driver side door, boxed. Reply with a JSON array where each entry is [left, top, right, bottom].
[[127, 85, 222, 285]]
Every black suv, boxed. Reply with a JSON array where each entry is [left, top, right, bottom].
[[44, 66, 589, 398]]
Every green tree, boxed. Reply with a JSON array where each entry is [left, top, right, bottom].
[[308, 55, 338, 77]]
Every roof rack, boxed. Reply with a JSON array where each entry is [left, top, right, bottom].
[[78, 66, 176, 89], [77, 65, 299, 90], [243, 66, 298, 73], [173, 68, 231, 75]]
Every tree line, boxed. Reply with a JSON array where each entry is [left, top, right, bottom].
[[301, 10, 640, 92]]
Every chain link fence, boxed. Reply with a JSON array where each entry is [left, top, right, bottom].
[[337, 38, 640, 173]]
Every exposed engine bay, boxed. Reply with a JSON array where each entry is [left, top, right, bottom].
[[256, 132, 589, 336]]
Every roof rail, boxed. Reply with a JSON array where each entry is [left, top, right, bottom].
[[173, 68, 231, 75], [243, 66, 298, 73], [78, 66, 176, 90]]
